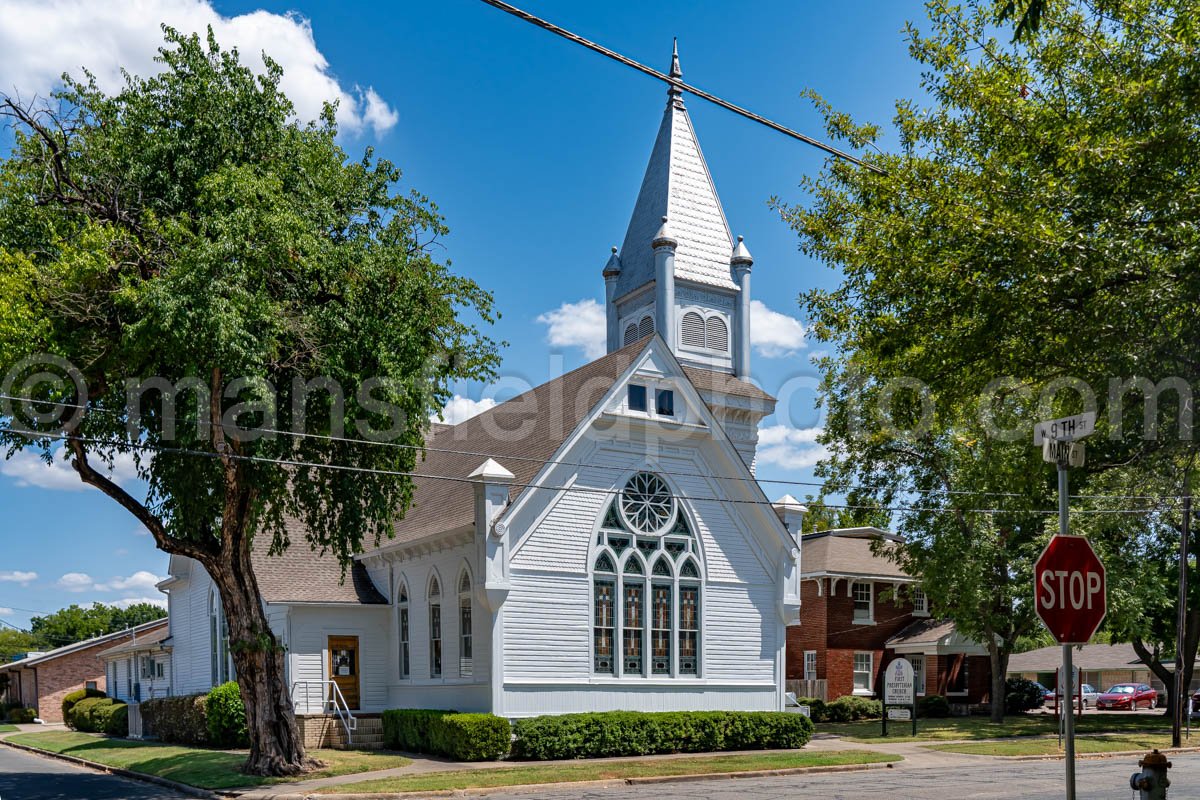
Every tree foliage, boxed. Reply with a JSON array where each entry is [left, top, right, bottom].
[[0, 28, 498, 773], [776, 0, 1199, 719], [29, 602, 166, 648]]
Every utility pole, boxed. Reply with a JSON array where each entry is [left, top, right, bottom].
[[1176, 487, 1193, 748]]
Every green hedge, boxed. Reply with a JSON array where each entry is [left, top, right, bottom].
[[141, 693, 209, 745], [919, 694, 952, 718], [792, 697, 828, 723], [206, 682, 249, 747], [7, 707, 37, 724], [381, 709, 510, 761], [1005, 678, 1045, 715], [62, 688, 107, 723], [68, 697, 128, 735], [511, 711, 813, 760], [823, 695, 882, 723]]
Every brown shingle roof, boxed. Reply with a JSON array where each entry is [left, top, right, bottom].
[[97, 622, 171, 658], [886, 618, 958, 647], [1006, 643, 1150, 673], [250, 517, 387, 604], [800, 528, 909, 580], [681, 367, 774, 403]]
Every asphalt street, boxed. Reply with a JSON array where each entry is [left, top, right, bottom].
[[0, 744, 190, 800], [486, 752, 1200, 799]]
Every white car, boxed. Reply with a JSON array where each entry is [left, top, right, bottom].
[[1045, 683, 1101, 709]]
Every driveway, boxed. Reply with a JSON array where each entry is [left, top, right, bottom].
[[0, 742, 190, 800]]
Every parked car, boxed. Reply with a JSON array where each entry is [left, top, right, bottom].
[[1031, 682, 1051, 708], [1045, 683, 1101, 709], [1096, 683, 1158, 710]]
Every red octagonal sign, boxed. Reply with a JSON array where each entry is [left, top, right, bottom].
[[1034, 535, 1107, 644]]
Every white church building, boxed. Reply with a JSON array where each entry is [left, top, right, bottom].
[[158, 47, 805, 728]]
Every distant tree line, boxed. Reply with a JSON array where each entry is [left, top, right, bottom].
[[1, 602, 166, 662]]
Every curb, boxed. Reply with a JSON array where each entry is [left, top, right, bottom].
[[0, 737, 219, 799], [999, 745, 1200, 762], [247, 760, 898, 799]]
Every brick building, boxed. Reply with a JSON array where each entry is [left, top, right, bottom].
[[785, 526, 990, 705], [1, 618, 167, 722]]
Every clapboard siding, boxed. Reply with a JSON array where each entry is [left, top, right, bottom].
[[702, 582, 775, 680], [288, 606, 390, 713], [167, 559, 216, 697], [503, 571, 590, 680]]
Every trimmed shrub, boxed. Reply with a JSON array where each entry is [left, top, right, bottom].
[[381, 710, 509, 760], [793, 697, 828, 723], [206, 682, 249, 747], [62, 688, 107, 724], [824, 695, 881, 722], [7, 707, 37, 723], [1005, 678, 1046, 715], [141, 694, 209, 745], [510, 710, 813, 760], [69, 697, 128, 734], [919, 694, 952, 718]]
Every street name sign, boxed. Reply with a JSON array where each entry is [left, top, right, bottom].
[[1034, 536, 1107, 645], [1043, 440, 1085, 467], [884, 658, 915, 705], [1033, 411, 1096, 445]]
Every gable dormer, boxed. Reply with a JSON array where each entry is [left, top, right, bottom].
[[602, 42, 753, 379]]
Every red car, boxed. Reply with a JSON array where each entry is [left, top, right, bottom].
[[1096, 683, 1158, 710]]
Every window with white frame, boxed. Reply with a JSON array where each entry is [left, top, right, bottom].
[[591, 471, 702, 678], [208, 590, 231, 686], [803, 650, 818, 681], [428, 576, 442, 678], [853, 652, 874, 694], [458, 570, 473, 678], [852, 582, 873, 623], [397, 581, 410, 679], [910, 654, 926, 695], [912, 587, 929, 616]]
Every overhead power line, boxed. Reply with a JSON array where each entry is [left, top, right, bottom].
[[0, 392, 1179, 505], [1, 426, 1175, 518], [476, 0, 887, 175]]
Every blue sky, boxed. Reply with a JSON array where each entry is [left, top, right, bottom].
[[0, 0, 925, 630]]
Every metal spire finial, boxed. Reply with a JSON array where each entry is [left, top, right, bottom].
[[667, 38, 684, 107]]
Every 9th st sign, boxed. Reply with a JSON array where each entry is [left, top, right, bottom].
[[1034, 535, 1107, 645]]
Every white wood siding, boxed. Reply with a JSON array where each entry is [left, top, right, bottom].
[[288, 606, 390, 713], [166, 559, 216, 697]]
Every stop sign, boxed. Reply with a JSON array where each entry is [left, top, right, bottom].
[[1034, 535, 1107, 644]]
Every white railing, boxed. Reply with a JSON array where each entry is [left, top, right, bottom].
[[291, 680, 356, 744]]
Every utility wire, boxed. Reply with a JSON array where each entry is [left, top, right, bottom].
[[0, 393, 1179, 505], [475, 0, 887, 175], [0, 426, 1175, 518]]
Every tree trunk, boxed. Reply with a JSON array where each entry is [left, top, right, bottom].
[[201, 539, 318, 776], [987, 638, 1008, 722]]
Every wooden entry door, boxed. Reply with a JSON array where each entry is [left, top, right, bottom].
[[327, 635, 360, 710]]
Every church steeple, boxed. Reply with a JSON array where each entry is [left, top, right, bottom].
[[602, 42, 753, 378]]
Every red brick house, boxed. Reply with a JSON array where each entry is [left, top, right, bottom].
[[785, 526, 990, 705], [1, 618, 167, 722]]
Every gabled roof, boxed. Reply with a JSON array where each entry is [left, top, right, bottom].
[[368, 337, 655, 549], [800, 527, 909, 581], [2, 618, 167, 670], [251, 519, 388, 605], [614, 49, 737, 297], [1006, 643, 1156, 673], [97, 622, 171, 658]]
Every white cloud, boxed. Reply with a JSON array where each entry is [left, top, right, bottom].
[[750, 300, 806, 358], [0, 570, 37, 586], [756, 424, 828, 470], [0, 0, 398, 137], [1, 447, 138, 491], [57, 572, 94, 592], [537, 299, 607, 360], [95, 571, 164, 592], [110, 596, 167, 610], [0, 608, 12, 616], [434, 395, 498, 426]]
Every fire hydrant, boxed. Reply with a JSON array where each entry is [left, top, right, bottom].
[[1129, 749, 1171, 799]]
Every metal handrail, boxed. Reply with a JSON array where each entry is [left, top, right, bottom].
[[291, 680, 356, 743]]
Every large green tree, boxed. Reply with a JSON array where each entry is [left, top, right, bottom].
[[777, 0, 1198, 720], [0, 30, 498, 773], [30, 602, 166, 647]]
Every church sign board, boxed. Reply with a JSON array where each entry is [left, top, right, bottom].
[[882, 657, 917, 736]]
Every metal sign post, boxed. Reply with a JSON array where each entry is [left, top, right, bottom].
[[1033, 411, 1098, 800]]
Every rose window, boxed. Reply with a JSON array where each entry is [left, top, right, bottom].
[[619, 472, 676, 535]]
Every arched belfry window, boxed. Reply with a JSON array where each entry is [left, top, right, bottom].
[[591, 471, 702, 678], [679, 309, 730, 354]]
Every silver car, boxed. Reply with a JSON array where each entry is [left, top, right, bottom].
[[1045, 683, 1101, 709]]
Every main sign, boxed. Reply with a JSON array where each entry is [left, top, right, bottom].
[[1034, 535, 1107, 644], [884, 657, 915, 705], [1033, 411, 1096, 445]]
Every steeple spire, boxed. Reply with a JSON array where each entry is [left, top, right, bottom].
[[668, 38, 684, 108]]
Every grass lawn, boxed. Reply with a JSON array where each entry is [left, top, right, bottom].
[[6, 731, 411, 790], [318, 751, 900, 794], [0, 725, 17, 733], [927, 733, 1179, 756], [821, 713, 1172, 743]]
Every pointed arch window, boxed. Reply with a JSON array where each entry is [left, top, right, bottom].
[[428, 576, 442, 678], [458, 570, 473, 678], [591, 471, 702, 678], [397, 581, 410, 679], [208, 590, 231, 687]]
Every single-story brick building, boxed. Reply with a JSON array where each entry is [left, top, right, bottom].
[[1, 618, 167, 722]]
